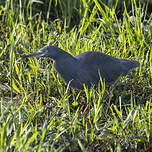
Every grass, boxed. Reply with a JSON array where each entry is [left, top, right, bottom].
[[0, 0, 152, 151]]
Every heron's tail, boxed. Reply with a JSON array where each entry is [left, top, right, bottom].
[[121, 59, 139, 75], [128, 60, 140, 69]]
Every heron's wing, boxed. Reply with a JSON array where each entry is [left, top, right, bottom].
[[76, 52, 126, 85]]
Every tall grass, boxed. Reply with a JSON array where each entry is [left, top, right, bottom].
[[0, 0, 152, 151]]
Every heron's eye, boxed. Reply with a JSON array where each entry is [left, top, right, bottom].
[[40, 49, 48, 52]]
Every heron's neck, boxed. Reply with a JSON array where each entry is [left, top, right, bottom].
[[53, 49, 74, 61]]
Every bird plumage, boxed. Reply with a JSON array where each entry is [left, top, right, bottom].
[[24, 45, 139, 89]]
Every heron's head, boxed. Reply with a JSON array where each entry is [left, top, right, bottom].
[[23, 45, 61, 59]]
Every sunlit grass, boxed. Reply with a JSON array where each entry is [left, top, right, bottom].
[[0, 0, 152, 151]]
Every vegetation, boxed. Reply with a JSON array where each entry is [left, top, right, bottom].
[[0, 0, 152, 151]]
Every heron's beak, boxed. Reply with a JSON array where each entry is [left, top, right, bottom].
[[23, 49, 48, 58]]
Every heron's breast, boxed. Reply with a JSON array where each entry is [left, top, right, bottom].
[[53, 60, 79, 82]]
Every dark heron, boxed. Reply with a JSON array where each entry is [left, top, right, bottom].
[[24, 45, 139, 89]]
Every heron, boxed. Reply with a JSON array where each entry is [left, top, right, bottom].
[[24, 45, 139, 89]]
